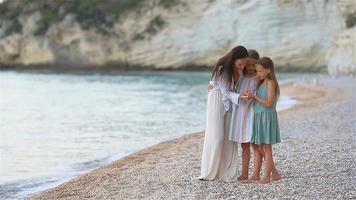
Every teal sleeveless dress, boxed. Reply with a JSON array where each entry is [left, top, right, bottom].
[[251, 83, 281, 145]]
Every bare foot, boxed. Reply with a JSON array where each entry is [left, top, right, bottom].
[[258, 179, 270, 184], [271, 174, 282, 182], [249, 175, 260, 181], [240, 178, 260, 184], [237, 175, 248, 181]]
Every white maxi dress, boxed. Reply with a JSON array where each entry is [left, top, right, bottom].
[[198, 72, 241, 182]]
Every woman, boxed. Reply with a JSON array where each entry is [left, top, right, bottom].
[[198, 46, 249, 181]]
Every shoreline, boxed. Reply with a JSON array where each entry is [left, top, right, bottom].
[[1, 71, 298, 199], [28, 75, 355, 199]]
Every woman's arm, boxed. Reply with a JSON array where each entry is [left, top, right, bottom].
[[208, 74, 219, 92], [219, 74, 241, 105], [247, 80, 276, 108], [208, 84, 213, 91]]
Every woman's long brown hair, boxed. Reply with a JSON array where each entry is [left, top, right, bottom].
[[211, 46, 248, 89], [256, 57, 280, 97]]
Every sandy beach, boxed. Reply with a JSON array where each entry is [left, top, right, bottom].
[[28, 75, 356, 200]]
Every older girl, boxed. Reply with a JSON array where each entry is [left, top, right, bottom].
[[228, 49, 259, 181]]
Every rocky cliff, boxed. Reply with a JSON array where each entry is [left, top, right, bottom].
[[0, 0, 355, 74]]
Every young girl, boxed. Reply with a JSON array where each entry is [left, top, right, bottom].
[[228, 49, 259, 181], [198, 46, 249, 181], [244, 57, 282, 184]]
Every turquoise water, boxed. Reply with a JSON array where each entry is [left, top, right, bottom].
[[0, 71, 297, 199]]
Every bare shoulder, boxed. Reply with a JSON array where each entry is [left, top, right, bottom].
[[267, 79, 275, 86], [267, 79, 275, 91]]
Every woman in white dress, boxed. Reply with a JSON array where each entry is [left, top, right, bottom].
[[198, 46, 249, 181]]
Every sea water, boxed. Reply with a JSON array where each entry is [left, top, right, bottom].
[[0, 71, 298, 199]]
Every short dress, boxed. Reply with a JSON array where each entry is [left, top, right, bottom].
[[228, 76, 257, 143], [251, 83, 281, 145]]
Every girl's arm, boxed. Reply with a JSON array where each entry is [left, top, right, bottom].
[[249, 80, 276, 108]]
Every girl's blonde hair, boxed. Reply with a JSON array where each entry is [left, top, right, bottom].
[[257, 57, 280, 97]]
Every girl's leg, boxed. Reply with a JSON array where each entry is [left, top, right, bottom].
[[271, 163, 281, 181], [238, 143, 250, 180], [241, 144, 262, 183], [258, 145, 265, 158], [270, 146, 281, 181], [261, 144, 273, 184], [250, 144, 262, 180]]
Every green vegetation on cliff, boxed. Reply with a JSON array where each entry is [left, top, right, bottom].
[[134, 15, 167, 40], [0, 0, 180, 36], [345, 12, 356, 28]]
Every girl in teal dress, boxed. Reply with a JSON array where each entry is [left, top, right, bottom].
[[243, 57, 282, 184]]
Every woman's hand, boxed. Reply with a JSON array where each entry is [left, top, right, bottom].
[[208, 84, 213, 92]]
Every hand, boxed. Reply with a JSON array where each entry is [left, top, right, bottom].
[[245, 92, 256, 100], [239, 92, 249, 100], [208, 84, 213, 92], [241, 92, 254, 100]]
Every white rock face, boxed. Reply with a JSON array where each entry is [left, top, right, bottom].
[[0, 34, 54, 65], [20, 37, 55, 65], [0, 0, 355, 74], [18, 11, 42, 36], [127, 0, 346, 71], [326, 27, 356, 75]]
